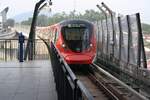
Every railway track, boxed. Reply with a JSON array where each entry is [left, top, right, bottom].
[[71, 64, 148, 100], [71, 65, 109, 100]]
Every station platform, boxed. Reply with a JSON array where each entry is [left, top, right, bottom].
[[0, 60, 57, 100]]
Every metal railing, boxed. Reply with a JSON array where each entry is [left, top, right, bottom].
[[50, 42, 94, 100], [0, 39, 18, 61], [0, 39, 49, 61]]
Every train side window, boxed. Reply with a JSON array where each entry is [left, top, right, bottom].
[[54, 29, 58, 43]]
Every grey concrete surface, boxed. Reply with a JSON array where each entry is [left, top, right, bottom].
[[0, 60, 57, 100]]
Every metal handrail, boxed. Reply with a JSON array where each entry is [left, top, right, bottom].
[[50, 42, 94, 100], [51, 42, 77, 81]]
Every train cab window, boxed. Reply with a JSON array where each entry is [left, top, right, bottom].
[[62, 25, 92, 52]]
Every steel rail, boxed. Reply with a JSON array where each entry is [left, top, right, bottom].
[[92, 63, 148, 100]]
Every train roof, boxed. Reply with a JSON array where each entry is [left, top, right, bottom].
[[59, 19, 93, 26]]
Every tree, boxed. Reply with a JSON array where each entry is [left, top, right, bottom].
[[142, 23, 150, 34], [20, 9, 104, 26], [37, 14, 49, 26], [82, 10, 104, 21], [21, 18, 32, 25]]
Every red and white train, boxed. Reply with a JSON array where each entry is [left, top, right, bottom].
[[38, 19, 96, 64]]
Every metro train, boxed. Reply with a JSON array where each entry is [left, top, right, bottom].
[[38, 19, 96, 64]]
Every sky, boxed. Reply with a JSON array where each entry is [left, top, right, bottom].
[[0, 0, 150, 24]]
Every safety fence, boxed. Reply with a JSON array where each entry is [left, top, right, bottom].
[[0, 39, 49, 61], [50, 42, 93, 100], [95, 13, 147, 68], [95, 3, 150, 95]]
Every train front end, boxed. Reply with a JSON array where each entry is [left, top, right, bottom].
[[58, 20, 96, 64]]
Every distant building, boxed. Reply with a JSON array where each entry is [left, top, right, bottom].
[[0, 7, 9, 31], [0, 16, 2, 30]]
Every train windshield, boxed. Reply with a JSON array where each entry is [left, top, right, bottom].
[[62, 26, 92, 52]]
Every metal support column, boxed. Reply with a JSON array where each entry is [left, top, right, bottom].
[[136, 13, 147, 68], [4, 40, 7, 61], [24, 0, 52, 60], [118, 16, 123, 64], [101, 20, 104, 57], [97, 5, 110, 57], [126, 15, 131, 64], [101, 2, 116, 59]]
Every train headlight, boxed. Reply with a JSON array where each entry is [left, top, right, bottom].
[[62, 43, 66, 48], [90, 43, 93, 47]]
